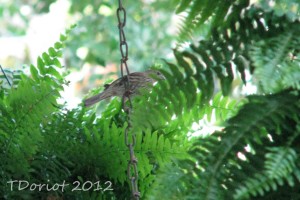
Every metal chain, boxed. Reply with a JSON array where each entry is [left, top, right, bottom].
[[117, 0, 140, 199]]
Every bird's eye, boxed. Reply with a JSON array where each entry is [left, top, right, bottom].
[[156, 71, 161, 75]]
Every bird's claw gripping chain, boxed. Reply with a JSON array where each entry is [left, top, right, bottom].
[[124, 90, 134, 97]]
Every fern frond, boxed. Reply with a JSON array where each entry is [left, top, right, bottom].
[[234, 128, 300, 199], [176, 0, 249, 44], [0, 67, 22, 91], [250, 27, 300, 92], [28, 101, 188, 199], [147, 90, 300, 200], [257, 0, 300, 21], [234, 146, 299, 199], [0, 26, 74, 198], [265, 147, 297, 178]]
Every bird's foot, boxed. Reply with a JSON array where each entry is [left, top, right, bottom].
[[123, 90, 133, 97]]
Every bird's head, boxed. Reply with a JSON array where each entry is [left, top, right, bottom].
[[145, 70, 166, 80]]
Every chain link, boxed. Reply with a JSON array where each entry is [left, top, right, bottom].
[[117, 0, 140, 199]]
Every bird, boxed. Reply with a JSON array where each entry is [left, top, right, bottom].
[[84, 70, 165, 107]]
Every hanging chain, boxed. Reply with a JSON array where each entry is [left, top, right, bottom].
[[117, 1, 140, 199]]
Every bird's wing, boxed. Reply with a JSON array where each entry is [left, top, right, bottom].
[[107, 77, 123, 89], [104, 72, 149, 91], [107, 73, 139, 88]]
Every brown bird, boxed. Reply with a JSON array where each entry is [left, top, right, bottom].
[[84, 70, 165, 107]]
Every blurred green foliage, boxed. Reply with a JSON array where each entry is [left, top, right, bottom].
[[1, 0, 180, 71], [1, 0, 300, 200], [65, 0, 179, 70], [0, 0, 56, 35]]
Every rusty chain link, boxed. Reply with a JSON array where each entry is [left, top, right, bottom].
[[117, 0, 140, 199]]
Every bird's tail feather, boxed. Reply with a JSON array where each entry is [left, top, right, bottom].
[[84, 93, 108, 107]]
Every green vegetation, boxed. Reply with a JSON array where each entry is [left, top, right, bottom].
[[0, 0, 299, 199]]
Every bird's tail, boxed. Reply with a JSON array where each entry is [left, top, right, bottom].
[[84, 92, 109, 107]]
